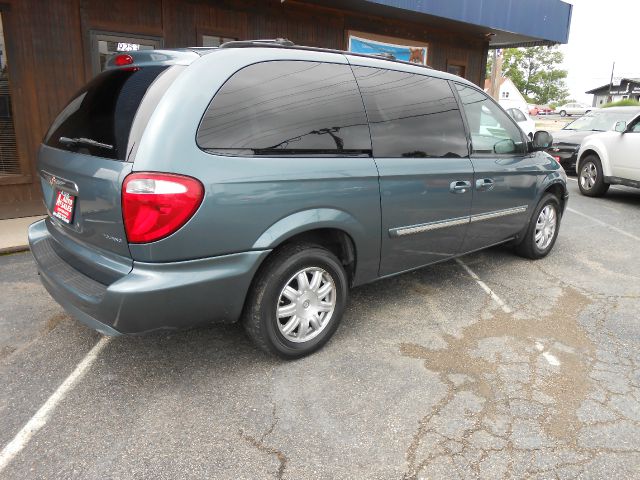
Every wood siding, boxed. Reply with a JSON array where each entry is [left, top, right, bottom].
[[1, 0, 489, 217]]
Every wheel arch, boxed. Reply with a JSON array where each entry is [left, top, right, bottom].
[[578, 146, 612, 177], [251, 208, 375, 286], [542, 181, 567, 213]]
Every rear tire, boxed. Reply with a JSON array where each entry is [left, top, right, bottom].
[[515, 194, 561, 260], [242, 243, 348, 359], [578, 154, 609, 197]]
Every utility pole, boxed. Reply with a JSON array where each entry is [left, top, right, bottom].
[[489, 48, 503, 100], [608, 61, 615, 102]]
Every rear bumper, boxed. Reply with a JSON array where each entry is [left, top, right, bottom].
[[29, 220, 270, 334], [546, 147, 578, 172]]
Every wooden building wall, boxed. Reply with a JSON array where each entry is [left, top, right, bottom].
[[1, 0, 489, 217]]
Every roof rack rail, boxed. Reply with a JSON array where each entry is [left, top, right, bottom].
[[220, 38, 295, 48]]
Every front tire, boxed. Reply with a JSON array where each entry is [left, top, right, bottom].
[[578, 154, 609, 197], [515, 194, 561, 259], [242, 243, 348, 359], [560, 110, 567, 117]]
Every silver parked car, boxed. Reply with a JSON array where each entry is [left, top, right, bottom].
[[555, 102, 592, 117]]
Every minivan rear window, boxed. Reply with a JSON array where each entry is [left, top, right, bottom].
[[44, 66, 170, 161]]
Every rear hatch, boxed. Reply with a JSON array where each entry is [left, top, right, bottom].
[[38, 56, 190, 282]]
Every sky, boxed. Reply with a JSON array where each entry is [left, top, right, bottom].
[[560, 0, 640, 104]]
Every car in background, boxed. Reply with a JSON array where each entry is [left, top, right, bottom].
[[555, 102, 591, 117], [506, 107, 536, 139], [576, 112, 640, 196], [546, 107, 640, 172], [536, 105, 553, 116]]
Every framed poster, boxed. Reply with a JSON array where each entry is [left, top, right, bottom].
[[348, 34, 427, 65]]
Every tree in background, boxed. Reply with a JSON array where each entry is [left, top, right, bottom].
[[486, 46, 569, 105]]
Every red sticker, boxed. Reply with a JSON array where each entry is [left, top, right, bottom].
[[52, 191, 75, 224]]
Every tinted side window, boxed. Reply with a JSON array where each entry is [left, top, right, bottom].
[[353, 67, 468, 158], [197, 61, 371, 156], [455, 84, 526, 155]]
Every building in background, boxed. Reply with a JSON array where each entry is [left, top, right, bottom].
[[0, 0, 572, 219], [586, 78, 640, 107], [484, 77, 529, 114]]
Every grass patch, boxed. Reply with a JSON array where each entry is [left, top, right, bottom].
[[600, 99, 640, 108]]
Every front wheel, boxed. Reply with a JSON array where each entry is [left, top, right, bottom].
[[560, 110, 567, 117], [578, 154, 609, 197], [515, 194, 562, 259], [242, 243, 348, 359]]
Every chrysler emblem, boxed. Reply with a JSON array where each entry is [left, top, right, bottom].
[[49, 176, 57, 186]]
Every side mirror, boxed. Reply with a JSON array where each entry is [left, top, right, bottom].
[[614, 121, 627, 133], [532, 130, 553, 150], [494, 138, 516, 154]]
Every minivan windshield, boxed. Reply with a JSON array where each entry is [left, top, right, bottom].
[[44, 66, 170, 160], [563, 110, 638, 132]]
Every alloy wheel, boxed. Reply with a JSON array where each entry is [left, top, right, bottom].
[[276, 267, 336, 343], [534, 204, 557, 250], [580, 161, 597, 190]]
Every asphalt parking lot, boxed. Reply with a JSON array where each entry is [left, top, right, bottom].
[[1, 179, 639, 479]]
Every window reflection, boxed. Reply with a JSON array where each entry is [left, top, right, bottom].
[[455, 84, 525, 155]]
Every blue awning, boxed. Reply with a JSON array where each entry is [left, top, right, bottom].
[[313, 0, 573, 48]]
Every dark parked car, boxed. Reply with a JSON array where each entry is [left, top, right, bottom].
[[547, 107, 640, 171], [29, 41, 567, 358]]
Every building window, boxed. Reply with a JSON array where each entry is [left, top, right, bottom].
[[447, 64, 466, 78], [90, 31, 163, 75], [201, 35, 237, 47], [0, 12, 20, 176]]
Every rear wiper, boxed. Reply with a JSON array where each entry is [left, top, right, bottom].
[[59, 136, 114, 151]]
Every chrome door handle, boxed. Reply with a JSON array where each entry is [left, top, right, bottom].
[[475, 178, 495, 191], [450, 180, 471, 194]]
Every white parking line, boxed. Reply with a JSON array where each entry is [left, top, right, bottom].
[[566, 207, 640, 242], [455, 258, 513, 314], [0, 336, 111, 474]]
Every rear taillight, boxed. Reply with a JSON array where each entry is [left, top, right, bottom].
[[122, 173, 204, 243]]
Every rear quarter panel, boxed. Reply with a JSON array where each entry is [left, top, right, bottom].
[[129, 48, 381, 285]]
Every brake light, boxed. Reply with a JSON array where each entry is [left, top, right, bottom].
[[114, 54, 134, 66], [122, 173, 204, 243]]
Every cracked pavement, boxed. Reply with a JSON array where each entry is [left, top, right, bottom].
[[1, 179, 640, 479]]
